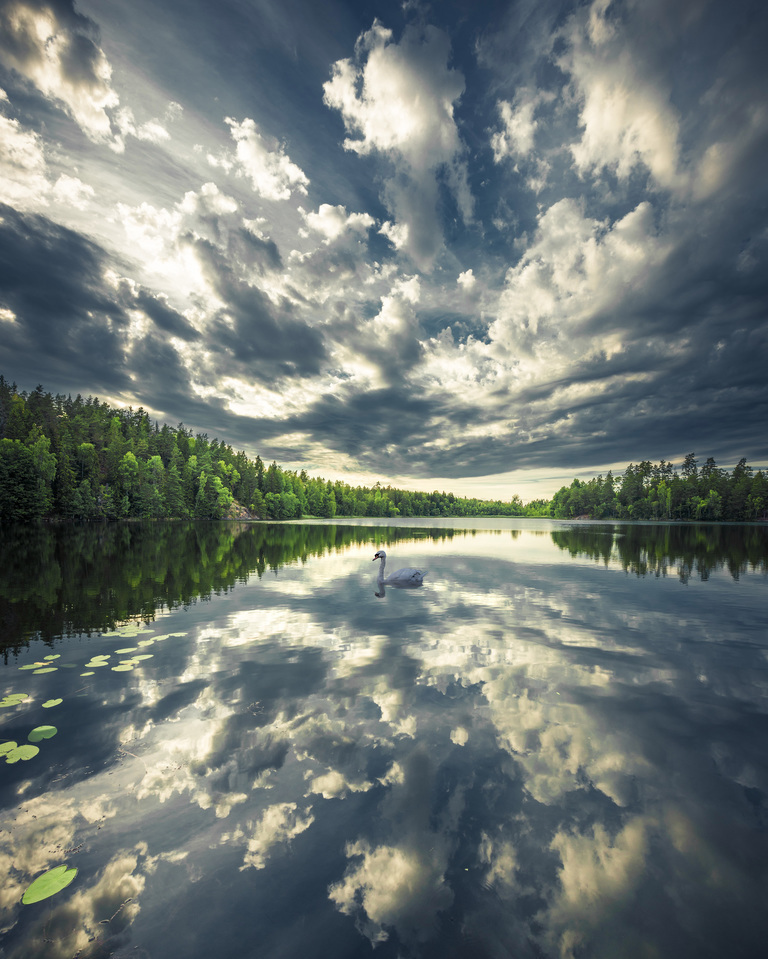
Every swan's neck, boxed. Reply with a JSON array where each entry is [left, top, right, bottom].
[[377, 555, 386, 579]]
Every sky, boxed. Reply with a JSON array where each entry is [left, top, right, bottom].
[[1, 0, 767, 501]]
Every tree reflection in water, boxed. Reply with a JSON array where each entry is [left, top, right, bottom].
[[1, 519, 766, 958]]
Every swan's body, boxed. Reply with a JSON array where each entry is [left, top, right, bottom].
[[373, 549, 426, 587]]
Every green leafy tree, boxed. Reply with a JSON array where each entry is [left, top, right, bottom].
[[26, 427, 57, 516]]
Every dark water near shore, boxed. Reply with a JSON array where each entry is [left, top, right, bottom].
[[1, 520, 767, 958]]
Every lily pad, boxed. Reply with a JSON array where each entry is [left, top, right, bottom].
[[33, 667, 57, 674], [3, 743, 39, 763], [115, 647, 138, 654], [28, 725, 57, 742], [19, 664, 42, 671], [111, 665, 134, 672], [0, 693, 28, 708], [43, 655, 60, 661], [21, 865, 78, 904], [138, 639, 155, 647], [0, 741, 17, 756], [42, 699, 63, 708], [80, 671, 95, 676]]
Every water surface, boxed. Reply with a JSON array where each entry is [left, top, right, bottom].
[[1, 520, 767, 958]]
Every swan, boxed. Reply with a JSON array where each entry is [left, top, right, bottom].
[[372, 549, 427, 587]]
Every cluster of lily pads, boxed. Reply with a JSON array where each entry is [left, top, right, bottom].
[[2, 626, 188, 764], [0, 711, 58, 764], [2, 623, 189, 908], [13, 627, 188, 677]]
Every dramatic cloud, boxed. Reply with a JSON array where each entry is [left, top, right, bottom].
[[0, 0, 120, 145], [323, 20, 471, 271], [0, 0, 766, 495], [224, 116, 309, 200], [0, 112, 49, 206]]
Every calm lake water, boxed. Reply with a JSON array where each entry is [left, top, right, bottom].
[[1, 519, 767, 959]]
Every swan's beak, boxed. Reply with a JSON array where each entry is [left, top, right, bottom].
[[372, 555, 378, 561]]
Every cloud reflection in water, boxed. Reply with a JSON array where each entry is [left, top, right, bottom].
[[1, 523, 767, 957]]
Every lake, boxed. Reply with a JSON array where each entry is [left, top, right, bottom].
[[1, 519, 767, 959]]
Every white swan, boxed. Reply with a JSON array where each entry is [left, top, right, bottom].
[[372, 549, 427, 587]]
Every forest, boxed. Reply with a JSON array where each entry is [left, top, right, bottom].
[[547, 454, 768, 522], [0, 377, 765, 523], [0, 378, 525, 522]]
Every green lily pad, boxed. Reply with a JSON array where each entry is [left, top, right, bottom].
[[42, 699, 63, 708], [28, 725, 57, 742], [111, 665, 133, 672], [43, 655, 60, 661], [3, 743, 39, 763], [22, 864, 78, 904], [33, 667, 57, 674], [115, 647, 138, 654], [0, 693, 28, 708], [80, 671, 95, 676], [0, 741, 17, 756], [137, 639, 155, 647], [19, 664, 41, 671]]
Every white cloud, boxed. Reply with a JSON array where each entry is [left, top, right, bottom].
[[306, 769, 372, 799], [324, 20, 471, 271], [328, 839, 453, 943], [241, 801, 315, 870], [559, 0, 682, 190], [0, 114, 49, 208], [53, 173, 96, 209], [225, 117, 309, 200], [491, 90, 545, 160], [0, 0, 120, 145], [457, 268, 476, 291], [180, 181, 238, 217], [113, 107, 174, 151], [300, 203, 375, 243], [492, 197, 671, 352], [450, 726, 469, 745], [117, 201, 183, 262], [545, 818, 653, 957], [136, 119, 171, 143]]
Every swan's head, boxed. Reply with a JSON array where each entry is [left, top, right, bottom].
[[373, 549, 386, 561]]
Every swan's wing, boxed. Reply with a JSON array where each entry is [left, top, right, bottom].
[[386, 567, 427, 584]]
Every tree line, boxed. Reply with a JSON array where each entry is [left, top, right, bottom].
[[1, 378, 765, 523], [548, 455, 768, 522], [0, 378, 526, 522]]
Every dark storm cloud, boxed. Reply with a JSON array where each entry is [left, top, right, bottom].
[[187, 235, 327, 380], [125, 331, 228, 426], [2, 0, 767, 489], [132, 290, 201, 342], [250, 386, 462, 472], [0, 0, 99, 67], [0, 206, 208, 425], [0, 203, 132, 392], [235, 227, 282, 274]]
